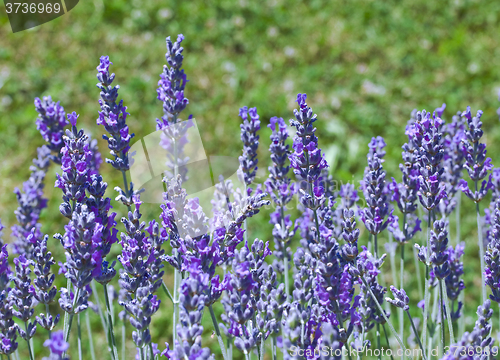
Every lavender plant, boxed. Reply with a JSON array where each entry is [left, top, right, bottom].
[[5, 31, 500, 360]]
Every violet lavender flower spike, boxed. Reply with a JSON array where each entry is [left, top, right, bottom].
[[35, 96, 68, 164], [444, 242, 465, 321], [439, 300, 494, 360], [361, 137, 391, 243], [42, 330, 70, 360], [118, 195, 162, 350], [238, 106, 261, 188], [265, 116, 295, 281], [55, 112, 91, 218], [10, 255, 37, 345], [413, 110, 447, 211], [459, 107, 493, 204], [12, 145, 51, 257], [428, 220, 451, 280], [0, 230, 18, 357], [162, 265, 214, 360], [33, 234, 60, 331], [289, 93, 328, 194], [459, 106, 492, 305], [440, 111, 466, 217], [96, 55, 136, 207], [156, 34, 189, 127], [485, 199, 500, 303], [386, 286, 409, 311]]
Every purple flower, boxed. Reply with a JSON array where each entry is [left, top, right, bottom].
[[163, 266, 214, 360], [361, 138, 391, 236], [460, 106, 493, 203], [96, 55, 135, 178], [156, 34, 189, 128], [238, 106, 261, 187], [10, 254, 37, 340], [386, 286, 410, 311], [34, 96, 68, 164], [43, 330, 69, 355], [11, 145, 50, 257], [444, 242, 465, 321], [410, 110, 447, 211]]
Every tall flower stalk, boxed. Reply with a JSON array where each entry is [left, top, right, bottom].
[[265, 116, 295, 298], [459, 106, 493, 305]]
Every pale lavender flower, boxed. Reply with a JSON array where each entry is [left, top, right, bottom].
[[34, 96, 68, 164], [12, 145, 50, 257], [459, 106, 493, 203], [238, 106, 261, 188], [386, 286, 409, 311], [42, 330, 69, 360]]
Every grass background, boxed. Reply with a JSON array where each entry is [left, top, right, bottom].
[[1, 0, 500, 358]]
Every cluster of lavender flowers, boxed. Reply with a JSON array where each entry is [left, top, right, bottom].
[[5, 32, 500, 360]]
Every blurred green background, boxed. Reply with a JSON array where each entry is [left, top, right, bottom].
[[1, 0, 500, 358]]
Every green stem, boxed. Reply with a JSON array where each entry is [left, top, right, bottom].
[[475, 196, 487, 304], [382, 323, 395, 360], [376, 323, 381, 360], [149, 341, 155, 360], [86, 311, 96, 360], [438, 279, 445, 356], [360, 276, 411, 359], [440, 279, 455, 343], [24, 322, 34, 360], [172, 261, 181, 349], [374, 234, 378, 257], [103, 283, 119, 360], [271, 336, 277, 360], [413, 245, 424, 300], [78, 313, 83, 360], [161, 281, 174, 304], [406, 310, 427, 360], [422, 210, 432, 353], [122, 321, 126, 360], [91, 281, 111, 354], [208, 304, 228, 360]]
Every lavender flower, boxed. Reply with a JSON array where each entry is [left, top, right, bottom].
[[55, 112, 92, 218], [459, 106, 493, 203], [361, 138, 391, 238], [429, 220, 450, 280], [0, 229, 17, 356], [118, 196, 162, 349], [289, 94, 328, 212], [162, 265, 214, 360], [42, 330, 69, 360], [386, 286, 409, 311], [10, 255, 37, 341], [440, 300, 494, 359], [440, 111, 466, 217], [265, 116, 295, 277], [355, 247, 389, 333], [485, 199, 500, 303], [96, 55, 137, 207], [238, 106, 261, 187], [444, 242, 465, 320], [156, 34, 189, 127], [156, 35, 193, 183], [412, 111, 447, 211], [35, 96, 68, 164], [12, 145, 50, 257], [33, 235, 60, 331]]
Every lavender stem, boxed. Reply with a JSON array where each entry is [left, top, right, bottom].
[[475, 195, 487, 304], [360, 276, 410, 359], [103, 283, 119, 360], [78, 313, 82, 360], [422, 211, 431, 353], [438, 279, 444, 355], [406, 310, 426, 360], [86, 311, 96, 360], [208, 304, 228, 360], [24, 322, 34, 360], [440, 279, 455, 343]]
